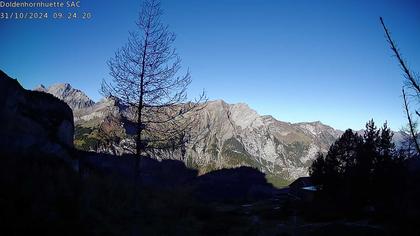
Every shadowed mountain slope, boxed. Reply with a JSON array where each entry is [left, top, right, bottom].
[[35, 83, 345, 181]]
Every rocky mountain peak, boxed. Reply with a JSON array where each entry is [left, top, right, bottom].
[[35, 84, 47, 92], [48, 83, 75, 97], [34, 83, 95, 110], [229, 102, 263, 129]]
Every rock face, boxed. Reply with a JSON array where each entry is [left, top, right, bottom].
[[180, 100, 342, 179], [0, 70, 74, 157], [35, 83, 94, 110]]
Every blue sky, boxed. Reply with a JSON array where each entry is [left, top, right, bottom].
[[0, 0, 419, 130]]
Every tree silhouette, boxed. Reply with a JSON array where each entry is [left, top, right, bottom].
[[310, 120, 400, 214], [310, 129, 363, 196], [102, 0, 206, 158]]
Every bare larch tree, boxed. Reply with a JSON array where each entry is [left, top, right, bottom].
[[380, 17, 420, 155], [102, 0, 205, 157]]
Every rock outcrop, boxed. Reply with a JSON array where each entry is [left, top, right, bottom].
[[0, 70, 74, 158]]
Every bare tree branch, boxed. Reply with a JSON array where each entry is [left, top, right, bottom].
[[402, 88, 420, 153], [380, 17, 420, 94]]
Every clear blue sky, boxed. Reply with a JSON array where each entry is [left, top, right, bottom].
[[1, 0, 419, 131]]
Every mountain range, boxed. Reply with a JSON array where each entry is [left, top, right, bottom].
[[34, 83, 407, 184]]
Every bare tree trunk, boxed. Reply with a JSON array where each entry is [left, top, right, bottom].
[[136, 17, 150, 157], [402, 88, 420, 153], [132, 8, 152, 233], [136, 44, 146, 156]]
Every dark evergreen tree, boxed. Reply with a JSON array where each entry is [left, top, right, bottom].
[[309, 152, 326, 186], [310, 129, 363, 197], [378, 122, 394, 160], [309, 120, 401, 216]]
